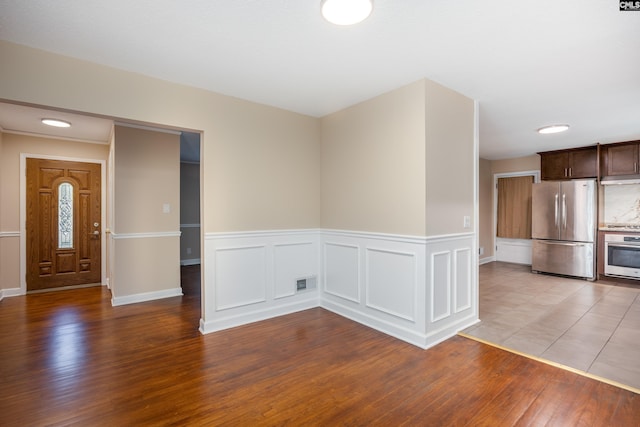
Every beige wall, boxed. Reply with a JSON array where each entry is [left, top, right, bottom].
[[491, 154, 540, 175], [0, 130, 7, 291], [321, 80, 426, 235], [113, 237, 180, 296], [424, 80, 476, 236], [111, 125, 180, 296], [478, 158, 493, 259], [0, 132, 109, 291], [0, 41, 322, 234], [320, 79, 475, 237], [114, 126, 180, 233], [0, 133, 109, 229], [180, 162, 201, 262]]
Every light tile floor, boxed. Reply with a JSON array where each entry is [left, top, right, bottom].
[[463, 261, 640, 391]]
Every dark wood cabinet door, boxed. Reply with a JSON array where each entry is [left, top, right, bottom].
[[605, 143, 639, 176], [540, 152, 569, 180], [568, 147, 597, 178]]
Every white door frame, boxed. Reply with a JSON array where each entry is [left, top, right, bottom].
[[19, 153, 107, 295], [493, 170, 540, 264]]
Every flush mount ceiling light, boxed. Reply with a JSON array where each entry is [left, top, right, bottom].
[[537, 124, 570, 134], [321, 0, 373, 25], [42, 118, 72, 128]]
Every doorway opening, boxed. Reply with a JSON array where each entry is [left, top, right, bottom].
[[493, 171, 540, 265], [179, 131, 201, 302]]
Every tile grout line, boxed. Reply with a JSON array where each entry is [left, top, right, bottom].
[[540, 280, 619, 355], [585, 292, 640, 373]]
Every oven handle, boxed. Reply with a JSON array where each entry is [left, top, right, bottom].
[[606, 243, 640, 249]]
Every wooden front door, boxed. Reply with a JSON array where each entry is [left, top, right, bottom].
[[26, 159, 101, 291]]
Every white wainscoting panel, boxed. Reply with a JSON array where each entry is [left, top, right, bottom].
[[201, 230, 320, 334], [424, 234, 479, 345], [200, 229, 478, 350], [365, 248, 416, 322], [323, 242, 360, 303], [320, 230, 428, 348], [454, 248, 472, 313], [430, 251, 451, 322], [274, 242, 317, 299], [215, 245, 267, 310], [320, 230, 478, 349]]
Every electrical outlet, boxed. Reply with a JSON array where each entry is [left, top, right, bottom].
[[463, 216, 471, 228], [186, 247, 192, 255]]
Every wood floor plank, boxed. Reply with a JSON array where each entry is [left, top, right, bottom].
[[1, 265, 639, 426]]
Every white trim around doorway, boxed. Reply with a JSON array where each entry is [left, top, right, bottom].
[[492, 170, 540, 265]]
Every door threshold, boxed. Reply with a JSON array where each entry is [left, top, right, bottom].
[[27, 282, 103, 294]]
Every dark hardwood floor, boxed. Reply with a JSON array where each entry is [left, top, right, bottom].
[[1, 265, 638, 426]]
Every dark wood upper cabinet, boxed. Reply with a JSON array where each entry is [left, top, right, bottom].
[[601, 141, 640, 177], [539, 146, 598, 180]]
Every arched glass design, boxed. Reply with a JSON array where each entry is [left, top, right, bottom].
[[58, 182, 74, 249]]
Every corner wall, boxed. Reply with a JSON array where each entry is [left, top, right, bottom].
[[319, 79, 478, 348], [111, 125, 181, 304]]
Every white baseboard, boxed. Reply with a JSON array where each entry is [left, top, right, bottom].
[[496, 238, 532, 264], [0, 287, 23, 299], [479, 256, 495, 265], [180, 258, 201, 266], [111, 287, 183, 306], [321, 299, 429, 348], [199, 296, 318, 334]]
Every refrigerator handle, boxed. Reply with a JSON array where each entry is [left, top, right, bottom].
[[554, 194, 559, 227], [562, 193, 567, 229]]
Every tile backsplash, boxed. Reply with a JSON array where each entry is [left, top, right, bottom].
[[603, 184, 640, 225]]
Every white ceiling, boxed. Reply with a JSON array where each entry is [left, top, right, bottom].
[[0, 0, 639, 160], [0, 103, 113, 143]]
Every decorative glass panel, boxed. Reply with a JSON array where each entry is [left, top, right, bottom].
[[58, 182, 73, 249]]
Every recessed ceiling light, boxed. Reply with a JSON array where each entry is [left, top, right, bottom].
[[321, 0, 373, 26], [41, 118, 72, 128], [537, 124, 569, 134]]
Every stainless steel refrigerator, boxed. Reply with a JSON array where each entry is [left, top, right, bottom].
[[531, 179, 596, 280]]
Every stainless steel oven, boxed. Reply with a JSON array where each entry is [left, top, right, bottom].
[[604, 234, 640, 279]]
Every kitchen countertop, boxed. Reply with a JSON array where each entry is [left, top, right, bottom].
[[599, 225, 640, 232]]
